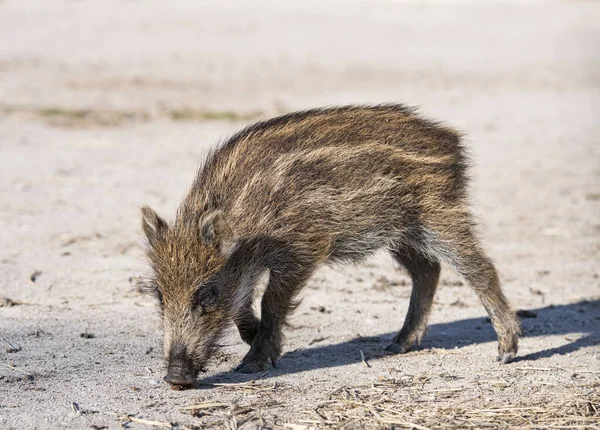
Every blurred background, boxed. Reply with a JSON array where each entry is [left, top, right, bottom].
[[2, 0, 598, 122], [1, 1, 599, 428], [2, 0, 598, 217]]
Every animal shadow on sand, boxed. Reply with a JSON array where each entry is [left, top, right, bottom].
[[196, 299, 600, 387]]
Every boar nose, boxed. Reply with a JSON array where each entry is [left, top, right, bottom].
[[164, 343, 196, 388], [163, 371, 195, 387]]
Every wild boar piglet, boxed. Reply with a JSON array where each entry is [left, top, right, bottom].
[[141, 104, 520, 388]]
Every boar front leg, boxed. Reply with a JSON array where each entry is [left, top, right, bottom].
[[231, 269, 265, 345], [235, 257, 315, 374], [232, 297, 260, 345]]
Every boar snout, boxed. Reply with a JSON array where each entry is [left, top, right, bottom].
[[163, 343, 197, 388], [163, 371, 195, 388]]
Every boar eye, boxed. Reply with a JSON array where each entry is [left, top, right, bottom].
[[192, 282, 219, 314]]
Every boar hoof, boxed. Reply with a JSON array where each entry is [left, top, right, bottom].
[[384, 343, 410, 355], [498, 352, 515, 364], [234, 361, 266, 374]]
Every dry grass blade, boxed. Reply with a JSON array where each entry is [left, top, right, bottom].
[[1, 363, 33, 376], [180, 402, 229, 411]]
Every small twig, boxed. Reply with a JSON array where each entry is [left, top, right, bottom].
[[422, 387, 466, 393], [197, 381, 257, 387], [487, 366, 559, 372], [326, 386, 346, 398], [104, 410, 194, 430], [230, 406, 254, 416], [118, 415, 173, 428], [472, 406, 548, 413], [379, 419, 432, 430], [513, 366, 558, 371], [359, 350, 371, 368], [196, 381, 277, 391], [86, 302, 120, 308], [283, 424, 309, 430], [1, 336, 21, 352], [524, 426, 600, 430], [411, 348, 461, 355], [0, 297, 35, 307]]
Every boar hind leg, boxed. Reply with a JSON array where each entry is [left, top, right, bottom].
[[433, 221, 521, 363], [235, 260, 315, 374], [385, 246, 441, 354], [448, 242, 520, 363]]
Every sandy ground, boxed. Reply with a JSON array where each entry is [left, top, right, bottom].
[[1, 0, 599, 429]]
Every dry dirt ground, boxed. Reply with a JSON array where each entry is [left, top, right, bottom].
[[1, 1, 599, 429]]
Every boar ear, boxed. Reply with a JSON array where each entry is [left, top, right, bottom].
[[141, 206, 168, 246], [199, 211, 236, 255]]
